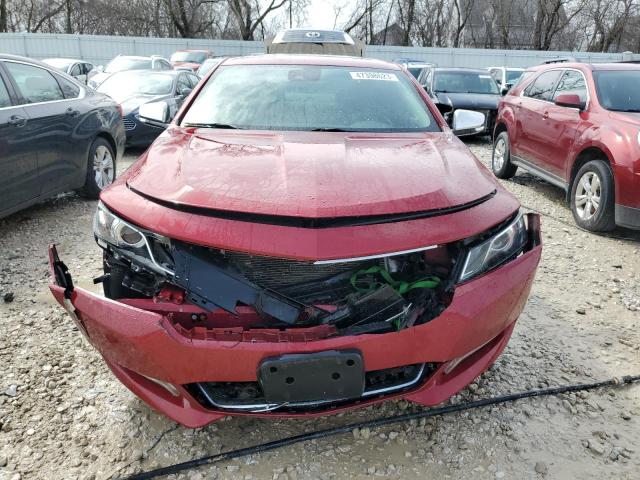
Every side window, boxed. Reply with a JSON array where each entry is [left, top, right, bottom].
[[5, 62, 64, 103], [490, 68, 501, 82], [524, 70, 562, 101], [70, 64, 81, 76], [54, 74, 81, 99], [187, 73, 199, 87], [176, 75, 191, 93], [0, 76, 11, 108], [553, 70, 588, 103]]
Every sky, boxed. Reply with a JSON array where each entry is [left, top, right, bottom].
[[301, 0, 346, 30]]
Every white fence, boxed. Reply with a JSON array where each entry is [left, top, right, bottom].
[[0, 32, 637, 67]]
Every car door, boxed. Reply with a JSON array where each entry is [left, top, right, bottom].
[[173, 73, 192, 114], [3, 60, 85, 194], [0, 63, 40, 213], [512, 69, 562, 169], [541, 69, 589, 180]]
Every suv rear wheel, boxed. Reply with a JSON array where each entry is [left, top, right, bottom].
[[492, 131, 518, 179], [570, 160, 616, 232]]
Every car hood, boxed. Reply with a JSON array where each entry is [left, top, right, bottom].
[[115, 94, 171, 115], [608, 111, 640, 127], [435, 92, 501, 110], [124, 128, 499, 218]]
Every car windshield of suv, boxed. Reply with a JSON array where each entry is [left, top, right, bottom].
[[594, 70, 640, 112], [171, 52, 206, 63], [105, 57, 152, 73], [97, 71, 174, 98], [434, 71, 500, 94], [506, 70, 524, 83], [181, 65, 439, 132]]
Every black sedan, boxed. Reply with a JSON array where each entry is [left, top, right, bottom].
[[420, 67, 502, 135], [0, 54, 125, 219], [96, 70, 200, 147]]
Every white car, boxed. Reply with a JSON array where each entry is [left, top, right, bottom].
[[42, 58, 94, 84], [87, 55, 172, 89]]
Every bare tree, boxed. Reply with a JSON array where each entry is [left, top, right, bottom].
[[227, 0, 288, 40]]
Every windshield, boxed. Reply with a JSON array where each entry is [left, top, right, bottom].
[[197, 58, 224, 77], [171, 51, 206, 63], [181, 65, 438, 132], [97, 71, 174, 98], [434, 71, 500, 94], [408, 67, 423, 78], [44, 59, 74, 71], [506, 70, 524, 84], [594, 70, 640, 112], [105, 57, 152, 73]]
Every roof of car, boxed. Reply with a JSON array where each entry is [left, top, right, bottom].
[[433, 67, 492, 74], [528, 62, 640, 72], [0, 53, 65, 69], [173, 49, 209, 53], [223, 54, 400, 70]]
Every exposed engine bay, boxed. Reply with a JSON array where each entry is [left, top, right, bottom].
[[99, 232, 456, 336]]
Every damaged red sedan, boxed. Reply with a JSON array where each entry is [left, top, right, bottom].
[[49, 55, 541, 428]]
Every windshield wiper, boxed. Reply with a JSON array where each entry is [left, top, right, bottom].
[[310, 127, 350, 132], [611, 108, 640, 113], [183, 122, 242, 129]]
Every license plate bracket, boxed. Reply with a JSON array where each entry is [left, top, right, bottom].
[[259, 350, 364, 404]]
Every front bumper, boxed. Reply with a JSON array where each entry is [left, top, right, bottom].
[[48, 216, 541, 427]]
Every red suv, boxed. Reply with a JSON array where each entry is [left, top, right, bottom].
[[493, 62, 640, 231], [49, 55, 541, 427]]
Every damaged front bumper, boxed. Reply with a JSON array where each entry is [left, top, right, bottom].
[[48, 214, 541, 427]]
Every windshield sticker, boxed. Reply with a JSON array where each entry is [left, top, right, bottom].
[[350, 71, 399, 82]]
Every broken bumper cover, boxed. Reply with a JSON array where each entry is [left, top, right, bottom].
[[48, 218, 541, 428]]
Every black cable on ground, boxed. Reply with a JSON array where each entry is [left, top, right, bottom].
[[123, 374, 640, 480]]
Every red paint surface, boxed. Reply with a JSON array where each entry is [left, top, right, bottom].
[[49, 241, 541, 427]]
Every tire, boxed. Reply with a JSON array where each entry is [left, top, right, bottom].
[[78, 137, 116, 199], [570, 160, 616, 232], [492, 131, 518, 179]]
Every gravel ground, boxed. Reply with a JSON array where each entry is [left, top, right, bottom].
[[1, 138, 639, 480]]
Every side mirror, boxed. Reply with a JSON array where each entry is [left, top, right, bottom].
[[501, 84, 511, 96], [554, 93, 585, 110], [178, 87, 192, 97], [452, 109, 486, 136], [139, 101, 170, 128]]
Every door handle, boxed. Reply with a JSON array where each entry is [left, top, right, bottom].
[[542, 111, 549, 119], [8, 115, 27, 127], [65, 107, 80, 117]]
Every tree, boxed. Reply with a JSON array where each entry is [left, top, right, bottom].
[[227, 0, 288, 40]]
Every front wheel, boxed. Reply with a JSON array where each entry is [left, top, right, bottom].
[[570, 160, 616, 232], [492, 131, 518, 179], [78, 137, 116, 199]]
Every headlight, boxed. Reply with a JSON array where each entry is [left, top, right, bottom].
[[94, 201, 146, 249], [458, 213, 528, 283], [93, 201, 173, 275]]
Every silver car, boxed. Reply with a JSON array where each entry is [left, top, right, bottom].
[[42, 58, 94, 84]]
